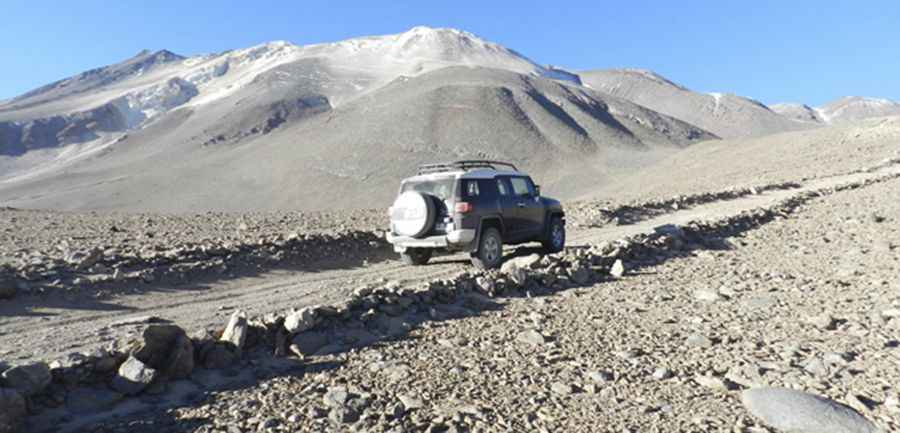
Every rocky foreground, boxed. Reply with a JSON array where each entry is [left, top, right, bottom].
[[1, 166, 897, 432], [116, 176, 899, 433]]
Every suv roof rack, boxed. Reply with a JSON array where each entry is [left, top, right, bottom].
[[416, 160, 519, 175]]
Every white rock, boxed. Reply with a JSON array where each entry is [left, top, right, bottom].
[[742, 387, 878, 433]]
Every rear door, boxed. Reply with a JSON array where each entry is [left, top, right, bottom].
[[508, 176, 544, 238], [495, 177, 523, 239]]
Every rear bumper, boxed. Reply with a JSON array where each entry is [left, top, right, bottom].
[[387, 229, 476, 252]]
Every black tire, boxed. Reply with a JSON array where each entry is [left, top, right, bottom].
[[542, 216, 565, 253], [400, 248, 432, 266], [470, 227, 503, 269]]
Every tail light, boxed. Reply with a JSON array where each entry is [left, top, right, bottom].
[[455, 202, 473, 214]]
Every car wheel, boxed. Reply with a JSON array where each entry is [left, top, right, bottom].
[[542, 217, 565, 253], [471, 227, 503, 269], [400, 248, 432, 266]]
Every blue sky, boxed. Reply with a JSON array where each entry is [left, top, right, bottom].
[[2, 0, 897, 105]]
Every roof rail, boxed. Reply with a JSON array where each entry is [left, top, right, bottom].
[[416, 160, 519, 175]]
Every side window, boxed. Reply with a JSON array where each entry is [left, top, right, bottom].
[[464, 180, 479, 197], [509, 177, 533, 197], [496, 178, 510, 196], [477, 179, 497, 199]]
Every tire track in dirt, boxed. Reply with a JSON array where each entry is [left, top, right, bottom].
[[2, 163, 898, 363]]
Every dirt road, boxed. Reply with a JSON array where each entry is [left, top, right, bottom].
[[2, 164, 898, 365]]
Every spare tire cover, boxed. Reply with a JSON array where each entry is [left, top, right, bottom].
[[392, 191, 436, 238]]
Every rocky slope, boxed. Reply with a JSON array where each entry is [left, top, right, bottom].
[[0, 65, 713, 212], [588, 116, 900, 204], [579, 69, 811, 139]]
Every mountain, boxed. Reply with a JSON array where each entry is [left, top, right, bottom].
[[768, 103, 823, 123], [771, 97, 900, 125], [0, 27, 714, 211], [579, 69, 812, 139], [817, 96, 900, 123]]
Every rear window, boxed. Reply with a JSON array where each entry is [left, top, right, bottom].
[[401, 178, 456, 200]]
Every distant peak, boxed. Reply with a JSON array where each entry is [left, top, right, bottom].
[[405, 26, 466, 35], [132, 49, 184, 63], [823, 96, 899, 109], [610, 68, 689, 91]]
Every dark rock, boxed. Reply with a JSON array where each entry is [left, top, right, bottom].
[[133, 324, 193, 378], [0, 388, 26, 433], [201, 342, 238, 369], [1, 362, 51, 397]]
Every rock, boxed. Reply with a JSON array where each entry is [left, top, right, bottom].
[[0, 285, 15, 300], [284, 307, 318, 333], [163, 333, 195, 379], [551, 382, 575, 396], [652, 367, 674, 380], [220, 310, 248, 351], [290, 332, 329, 357], [881, 308, 900, 319], [1, 362, 51, 397], [694, 374, 735, 391], [133, 324, 193, 378], [0, 388, 26, 433], [323, 387, 350, 408], [516, 329, 546, 346], [685, 333, 714, 348], [693, 289, 722, 302], [399, 394, 425, 411], [201, 342, 238, 369], [588, 371, 614, 382], [610, 259, 625, 278], [65, 387, 124, 414], [111, 356, 157, 395], [742, 387, 878, 433], [569, 266, 592, 285]]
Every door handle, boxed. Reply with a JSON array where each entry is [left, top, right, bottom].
[[517, 202, 525, 207]]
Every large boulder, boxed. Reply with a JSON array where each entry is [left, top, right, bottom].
[[1, 362, 51, 397], [132, 324, 194, 379], [200, 342, 238, 369], [0, 388, 26, 433], [742, 387, 878, 433], [110, 356, 157, 395], [220, 310, 248, 352]]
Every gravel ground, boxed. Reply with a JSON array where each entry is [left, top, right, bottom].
[[64, 172, 900, 432], [0, 208, 386, 268]]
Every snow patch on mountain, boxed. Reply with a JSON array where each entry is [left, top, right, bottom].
[[111, 78, 198, 127]]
